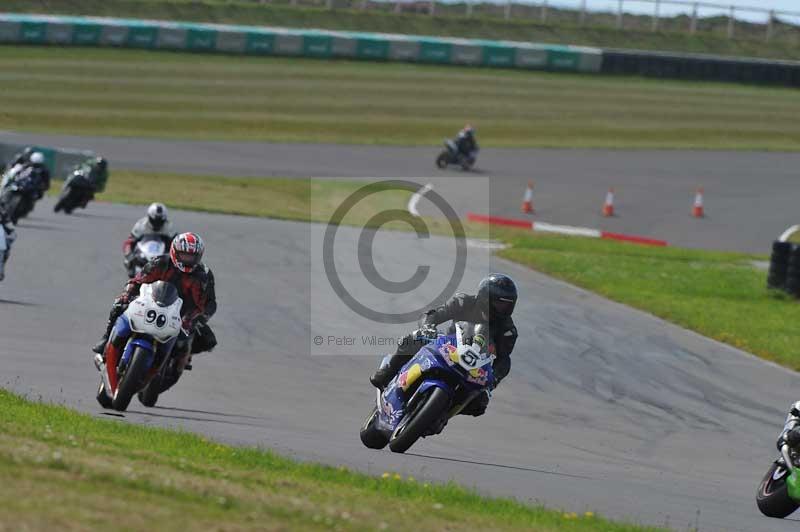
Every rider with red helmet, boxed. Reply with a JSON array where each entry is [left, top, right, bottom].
[[93, 232, 217, 382]]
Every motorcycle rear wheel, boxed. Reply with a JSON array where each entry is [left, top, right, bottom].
[[757, 461, 800, 518], [138, 374, 161, 407], [112, 347, 151, 412], [360, 406, 389, 449], [389, 387, 449, 454]]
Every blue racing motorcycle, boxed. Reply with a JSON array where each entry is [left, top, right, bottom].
[[360, 322, 495, 453]]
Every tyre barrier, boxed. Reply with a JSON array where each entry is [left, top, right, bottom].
[[767, 240, 793, 291], [601, 49, 800, 88], [0, 13, 602, 74], [784, 245, 800, 298]]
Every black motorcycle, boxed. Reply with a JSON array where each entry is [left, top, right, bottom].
[[0, 166, 41, 223], [436, 140, 477, 171], [54, 166, 96, 214]]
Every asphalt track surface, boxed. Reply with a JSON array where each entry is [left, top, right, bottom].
[[3, 131, 800, 253], [3, 194, 800, 532]]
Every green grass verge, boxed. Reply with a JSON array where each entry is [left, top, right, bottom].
[[82, 171, 416, 227], [64, 170, 800, 369], [5, 45, 800, 150], [0, 389, 662, 531], [7, 0, 800, 61]]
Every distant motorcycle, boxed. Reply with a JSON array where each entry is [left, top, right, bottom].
[[0, 165, 41, 223], [435, 140, 477, 171], [126, 234, 169, 278], [54, 166, 96, 214], [95, 281, 184, 412], [360, 321, 494, 453]]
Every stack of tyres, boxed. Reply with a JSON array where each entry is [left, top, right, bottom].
[[784, 244, 800, 297], [768, 241, 793, 290]]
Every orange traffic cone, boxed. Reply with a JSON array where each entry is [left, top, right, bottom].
[[602, 188, 615, 217], [521, 181, 534, 214], [692, 187, 705, 218]]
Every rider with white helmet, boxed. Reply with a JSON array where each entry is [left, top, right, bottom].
[[122, 203, 176, 277]]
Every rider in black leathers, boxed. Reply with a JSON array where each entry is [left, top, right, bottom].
[[0, 206, 16, 282], [454, 125, 479, 159], [370, 273, 518, 417]]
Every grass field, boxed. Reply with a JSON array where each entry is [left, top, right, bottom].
[[4, 46, 800, 150], [0, 389, 663, 531], [66, 170, 800, 370], [7, 0, 800, 60]]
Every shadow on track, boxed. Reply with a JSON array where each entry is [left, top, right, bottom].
[[16, 222, 70, 232], [404, 452, 592, 480], [154, 405, 270, 421], [125, 409, 268, 429], [70, 212, 124, 220], [0, 298, 37, 307]]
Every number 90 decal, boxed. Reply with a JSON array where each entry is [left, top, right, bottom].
[[145, 309, 168, 328]]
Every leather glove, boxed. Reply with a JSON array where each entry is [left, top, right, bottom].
[[414, 324, 438, 341]]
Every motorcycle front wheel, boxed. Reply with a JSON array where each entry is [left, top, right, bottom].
[[360, 406, 389, 449], [435, 151, 449, 169], [757, 461, 800, 518], [388, 387, 449, 454], [4, 194, 22, 223], [54, 186, 72, 213], [112, 346, 152, 412]]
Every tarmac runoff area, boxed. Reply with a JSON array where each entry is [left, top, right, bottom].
[[2, 195, 800, 531]]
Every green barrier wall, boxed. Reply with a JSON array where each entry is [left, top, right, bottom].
[[0, 143, 95, 180], [0, 14, 602, 73]]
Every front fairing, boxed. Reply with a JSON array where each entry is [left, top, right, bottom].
[[376, 341, 494, 432]]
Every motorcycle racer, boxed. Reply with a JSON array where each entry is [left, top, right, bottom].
[[122, 203, 176, 277], [370, 273, 518, 417], [93, 232, 217, 390], [0, 206, 16, 282], [454, 124, 479, 160]]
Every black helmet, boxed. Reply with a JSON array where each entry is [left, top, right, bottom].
[[477, 273, 517, 320]]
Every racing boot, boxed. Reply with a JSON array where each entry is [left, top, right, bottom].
[[92, 337, 108, 356]]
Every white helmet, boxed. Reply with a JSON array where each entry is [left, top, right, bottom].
[[29, 152, 45, 165], [147, 202, 168, 231]]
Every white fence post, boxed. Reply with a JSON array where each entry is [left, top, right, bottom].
[[616, 0, 624, 30], [652, 0, 660, 32], [579, 0, 587, 26], [727, 6, 735, 39], [766, 10, 775, 42], [690, 2, 698, 34], [541, 0, 548, 23]]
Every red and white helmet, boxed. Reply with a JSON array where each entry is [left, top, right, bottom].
[[170, 232, 204, 273]]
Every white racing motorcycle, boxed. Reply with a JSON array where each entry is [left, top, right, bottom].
[[127, 235, 168, 277], [96, 281, 183, 411]]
